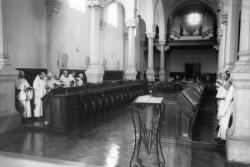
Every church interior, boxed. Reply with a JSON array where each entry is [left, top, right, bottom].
[[0, 0, 250, 166]]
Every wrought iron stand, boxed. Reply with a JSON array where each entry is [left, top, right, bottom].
[[130, 99, 166, 167]]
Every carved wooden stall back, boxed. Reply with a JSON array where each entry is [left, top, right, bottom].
[[43, 81, 149, 131]]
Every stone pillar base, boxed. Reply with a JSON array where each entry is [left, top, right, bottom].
[[85, 65, 104, 83], [146, 69, 155, 81], [224, 64, 234, 72], [140, 72, 144, 80], [0, 68, 21, 134], [159, 70, 166, 82], [0, 112, 21, 134], [227, 136, 250, 164], [125, 68, 137, 80], [218, 67, 224, 74]]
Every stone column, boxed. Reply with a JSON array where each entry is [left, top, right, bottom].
[[224, 0, 241, 71], [86, 0, 104, 83], [227, 0, 250, 163], [124, 19, 138, 80], [123, 33, 128, 72], [159, 41, 166, 82], [140, 41, 145, 80], [100, 21, 104, 71], [0, 0, 20, 133], [146, 32, 155, 81], [217, 28, 224, 73], [218, 14, 228, 72], [45, 0, 62, 74]]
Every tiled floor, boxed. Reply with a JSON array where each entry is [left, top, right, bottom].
[[0, 106, 228, 167], [0, 151, 88, 167], [0, 89, 248, 167]]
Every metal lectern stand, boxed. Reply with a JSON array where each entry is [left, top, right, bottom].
[[130, 95, 165, 167]]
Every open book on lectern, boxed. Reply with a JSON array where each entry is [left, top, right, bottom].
[[134, 95, 163, 104]]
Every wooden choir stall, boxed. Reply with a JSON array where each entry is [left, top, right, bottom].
[[42, 81, 149, 131], [152, 82, 204, 143]]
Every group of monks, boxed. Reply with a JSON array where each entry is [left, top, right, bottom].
[[215, 70, 234, 142], [15, 70, 87, 121]]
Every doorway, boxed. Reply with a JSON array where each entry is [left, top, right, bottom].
[[185, 63, 201, 79]]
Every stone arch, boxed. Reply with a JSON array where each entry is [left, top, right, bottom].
[[102, 1, 126, 70], [166, 0, 218, 22], [137, 0, 155, 33], [103, 0, 126, 19], [154, 0, 166, 41], [166, 0, 218, 39]]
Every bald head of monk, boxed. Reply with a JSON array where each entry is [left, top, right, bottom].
[[39, 72, 46, 80]]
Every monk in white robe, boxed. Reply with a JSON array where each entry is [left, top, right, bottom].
[[216, 82, 228, 119], [216, 71, 230, 119], [53, 74, 63, 87], [217, 83, 234, 140], [15, 71, 32, 118], [76, 73, 84, 86], [68, 71, 76, 87], [45, 73, 54, 91], [46, 73, 62, 90], [60, 70, 71, 87], [33, 72, 46, 118]]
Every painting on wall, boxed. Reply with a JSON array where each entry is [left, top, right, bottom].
[[57, 53, 69, 69], [85, 56, 90, 69]]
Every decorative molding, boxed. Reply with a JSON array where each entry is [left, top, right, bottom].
[[125, 19, 138, 28], [158, 40, 166, 46], [146, 32, 156, 39], [124, 68, 137, 80], [217, 28, 223, 37], [213, 45, 219, 51], [165, 46, 170, 51], [156, 45, 169, 52], [220, 14, 228, 24], [232, 60, 250, 74], [87, 0, 105, 8], [45, 0, 63, 15]]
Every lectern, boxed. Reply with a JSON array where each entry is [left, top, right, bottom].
[[130, 95, 165, 167]]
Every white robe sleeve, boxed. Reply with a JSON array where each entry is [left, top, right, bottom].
[[33, 76, 46, 98], [220, 86, 234, 117]]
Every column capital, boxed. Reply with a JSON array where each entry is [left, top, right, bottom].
[[45, 0, 63, 15], [158, 40, 166, 46], [220, 14, 228, 24], [146, 32, 156, 39], [213, 45, 219, 51], [156, 45, 169, 52], [218, 28, 223, 37], [217, 28, 223, 43], [87, 0, 105, 8], [165, 46, 170, 51], [125, 19, 138, 28]]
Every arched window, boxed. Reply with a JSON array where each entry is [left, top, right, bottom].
[[187, 12, 202, 26], [107, 2, 118, 28], [68, 0, 86, 14]]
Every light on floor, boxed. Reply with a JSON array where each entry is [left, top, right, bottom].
[[105, 143, 120, 167]]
